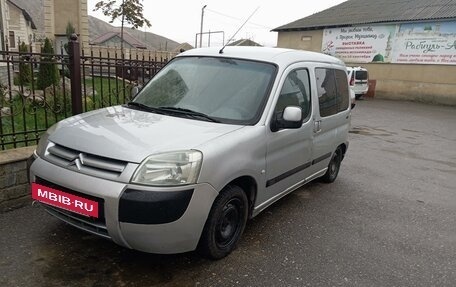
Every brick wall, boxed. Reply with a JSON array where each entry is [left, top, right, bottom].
[[0, 146, 35, 212]]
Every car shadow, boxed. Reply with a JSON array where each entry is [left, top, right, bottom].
[[35, 180, 331, 287]]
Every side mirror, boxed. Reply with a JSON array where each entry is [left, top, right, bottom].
[[271, 106, 303, 132], [131, 86, 140, 98]]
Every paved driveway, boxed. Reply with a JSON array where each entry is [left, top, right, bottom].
[[1, 99, 455, 287]]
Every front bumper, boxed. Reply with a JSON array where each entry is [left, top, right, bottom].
[[30, 156, 219, 254]]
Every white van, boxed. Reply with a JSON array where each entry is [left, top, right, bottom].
[[347, 66, 369, 99], [30, 47, 351, 259]]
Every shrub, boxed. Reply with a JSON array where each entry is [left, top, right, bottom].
[[37, 38, 59, 90], [18, 42, 32, 85], [63, 22, 75, 55]]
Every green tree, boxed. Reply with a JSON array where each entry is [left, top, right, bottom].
[[63, 22, 76, 54], [62, 22, 76, 78], [94, 0, 151, 52], [18, 42, 32, 85], [37, 38, 59, 90]]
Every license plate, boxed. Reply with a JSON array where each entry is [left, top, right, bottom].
[[32, 183, 99, 218]]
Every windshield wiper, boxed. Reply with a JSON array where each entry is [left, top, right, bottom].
[[158, 106, 220, 123], [126, 103, 220, 123], [126, 102, 166, 114]]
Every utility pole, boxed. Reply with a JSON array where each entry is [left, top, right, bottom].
[[0, 0, 5, 51], [199, 5, 207, 48], [120, 0, 125, 55]]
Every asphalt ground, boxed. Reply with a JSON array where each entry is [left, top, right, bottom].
[[1, 99, 455, 287]]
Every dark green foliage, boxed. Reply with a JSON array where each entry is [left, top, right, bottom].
[[63, 22, 76, 54], [94, 0, 152, 51], [37, 38, 59, 90], [66, 22, 76, 37], [94, 0, 152, 29], [18, 42, 32, 85]]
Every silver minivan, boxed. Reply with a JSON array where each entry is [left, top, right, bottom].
[[30, 47, 351, 259]]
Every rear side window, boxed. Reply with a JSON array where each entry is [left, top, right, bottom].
[[355, 70, 368, 80], [316, 68, 349, 117], [335, 69, 349, 112], [316, 68, 337, 117]]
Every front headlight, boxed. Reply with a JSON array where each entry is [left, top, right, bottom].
[[131, 150, 203, 186], [36, 124, 57, 157]]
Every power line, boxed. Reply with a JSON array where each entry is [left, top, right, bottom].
[[206, 8, 273, 30]]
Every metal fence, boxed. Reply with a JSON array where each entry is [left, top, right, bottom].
[[0, 36, 173, 150]]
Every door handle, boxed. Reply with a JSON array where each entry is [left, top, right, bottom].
[[313, 120, 321, 133]]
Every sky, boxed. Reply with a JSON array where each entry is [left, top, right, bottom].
[[87, 0, 348, 47]]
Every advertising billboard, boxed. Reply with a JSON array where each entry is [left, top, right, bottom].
[[322, 21, 456, 65], [391, 22, 456, 65]]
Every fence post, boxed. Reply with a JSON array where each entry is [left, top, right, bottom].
[[68, 33, 82, 115]]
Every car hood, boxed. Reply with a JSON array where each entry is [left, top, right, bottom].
[[49, 106, 244, 163]]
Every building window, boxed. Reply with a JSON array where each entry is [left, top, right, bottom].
[[9, 31, 15, 48], [300, 36, 312, 49]]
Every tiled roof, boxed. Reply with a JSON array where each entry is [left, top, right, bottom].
[[7, 0, 38, 30], [172, 42, 194, 52], [227, 39, 262, 47], [90, 31, 147, 49], [9, 0, 44, 31], [273, 0, 456, 31]]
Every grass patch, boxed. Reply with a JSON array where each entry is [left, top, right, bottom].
[[1, 76, 133, 150], [82, 77, 132, 111]]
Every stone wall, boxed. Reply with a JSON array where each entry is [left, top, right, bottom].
[[0, 146, 35, 212]]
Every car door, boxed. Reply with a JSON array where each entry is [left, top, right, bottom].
[[310, 66, 350, 174], [262, 66, 314, 204]]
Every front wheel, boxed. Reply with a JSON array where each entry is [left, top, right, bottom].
[[198, 185, 248, 260], [321, 148, 342, 183]]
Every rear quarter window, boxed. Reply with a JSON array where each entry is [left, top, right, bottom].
[[316, 68, 338, 117], [335, 70, 349, 112], [316, 68, 350, 117]]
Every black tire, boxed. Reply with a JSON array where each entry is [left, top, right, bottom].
[[198, 185, 248, 260], [321, 148, 342, 183], [355, 94, 363, 100]]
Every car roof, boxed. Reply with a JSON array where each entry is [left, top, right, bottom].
[[347, 66, 367, 71], [178, 46, 345, 67]]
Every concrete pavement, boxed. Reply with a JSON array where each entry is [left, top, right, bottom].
[[1, 99, 455, 287]]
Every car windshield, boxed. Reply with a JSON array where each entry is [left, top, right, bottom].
[[131, 56, 276, 125]]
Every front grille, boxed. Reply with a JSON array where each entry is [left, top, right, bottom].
[[35, 177, 110, 239], [44, 206, 110, 239], [46, 143, 127, 179]]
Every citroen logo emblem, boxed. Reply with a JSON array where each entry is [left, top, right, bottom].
[[68, 153, 85, 170]]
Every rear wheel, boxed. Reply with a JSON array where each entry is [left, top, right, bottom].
[[199, 185, 248, 259], [321, 148, 342, 183]]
